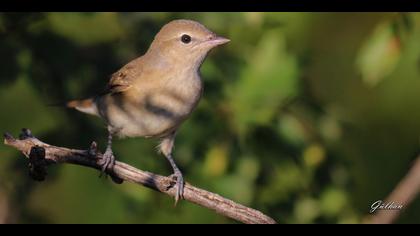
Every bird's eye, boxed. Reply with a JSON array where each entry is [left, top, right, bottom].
[[181, 34, 191, 44]]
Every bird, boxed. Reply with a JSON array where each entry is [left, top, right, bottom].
[[66, 19, 230, 204]]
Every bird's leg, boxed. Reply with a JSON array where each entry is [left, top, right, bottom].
[[166, 154, 184, 205], [98, 127, 116, 177], [159, 133, 184, 205]]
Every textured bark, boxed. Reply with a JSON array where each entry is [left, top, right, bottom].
[[3, 129, 276, 224]]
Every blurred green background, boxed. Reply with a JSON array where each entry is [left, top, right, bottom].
[[0, 12, 420, 224]]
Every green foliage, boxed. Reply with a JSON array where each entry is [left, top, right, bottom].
[[1, 12, 420, 224], [356, 21, 401, 86], [47, 13, 124, 46], [227, 30, 299, 136]]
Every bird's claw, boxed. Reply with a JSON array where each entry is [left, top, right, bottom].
[[98, 148, 115, 178], [93, 146, 123, 184], [170, 171, 184, 205]]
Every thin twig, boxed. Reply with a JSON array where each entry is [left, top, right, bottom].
[[3, 129, 276, 224], [365, 155, 420, 224]]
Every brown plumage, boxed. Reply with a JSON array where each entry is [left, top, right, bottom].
[[66, 19, 229, 203]]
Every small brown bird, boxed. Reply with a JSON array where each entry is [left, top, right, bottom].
[[66, 19, 229, 203]]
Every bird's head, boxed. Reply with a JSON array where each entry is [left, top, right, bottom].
[[147, 19, 230, 68]]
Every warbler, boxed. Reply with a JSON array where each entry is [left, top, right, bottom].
[[66, 19, 230, 203]]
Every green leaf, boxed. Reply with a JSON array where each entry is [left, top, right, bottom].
[[356, 22, 401, 87]]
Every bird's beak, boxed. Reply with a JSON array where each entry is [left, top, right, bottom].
[[206, 36, 230, 47]]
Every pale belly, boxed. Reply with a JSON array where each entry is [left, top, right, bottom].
[[98, 85, 202, 138]]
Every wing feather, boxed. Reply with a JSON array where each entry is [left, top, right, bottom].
[[103, 57, 143, 95]]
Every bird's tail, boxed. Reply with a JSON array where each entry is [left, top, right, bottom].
[[66, 98, 99, 116]]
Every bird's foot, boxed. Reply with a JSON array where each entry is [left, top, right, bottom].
[[89, 136, 123, 184], [97, 148, 123, 184], [169, 170, 184, 205], [98, 148, 115, 176]]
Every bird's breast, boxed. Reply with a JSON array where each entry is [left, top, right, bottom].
[[100, 73, 203, 138]]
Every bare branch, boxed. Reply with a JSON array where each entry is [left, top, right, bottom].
[[3, 129, 276, 224], [365, 155, 420, 224]]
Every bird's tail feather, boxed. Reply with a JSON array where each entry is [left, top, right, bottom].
[[65, 98, 99, 116]]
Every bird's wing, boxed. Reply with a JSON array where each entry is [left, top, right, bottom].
[[102, 57, 143, 95], [107, 69, 134, 94]]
